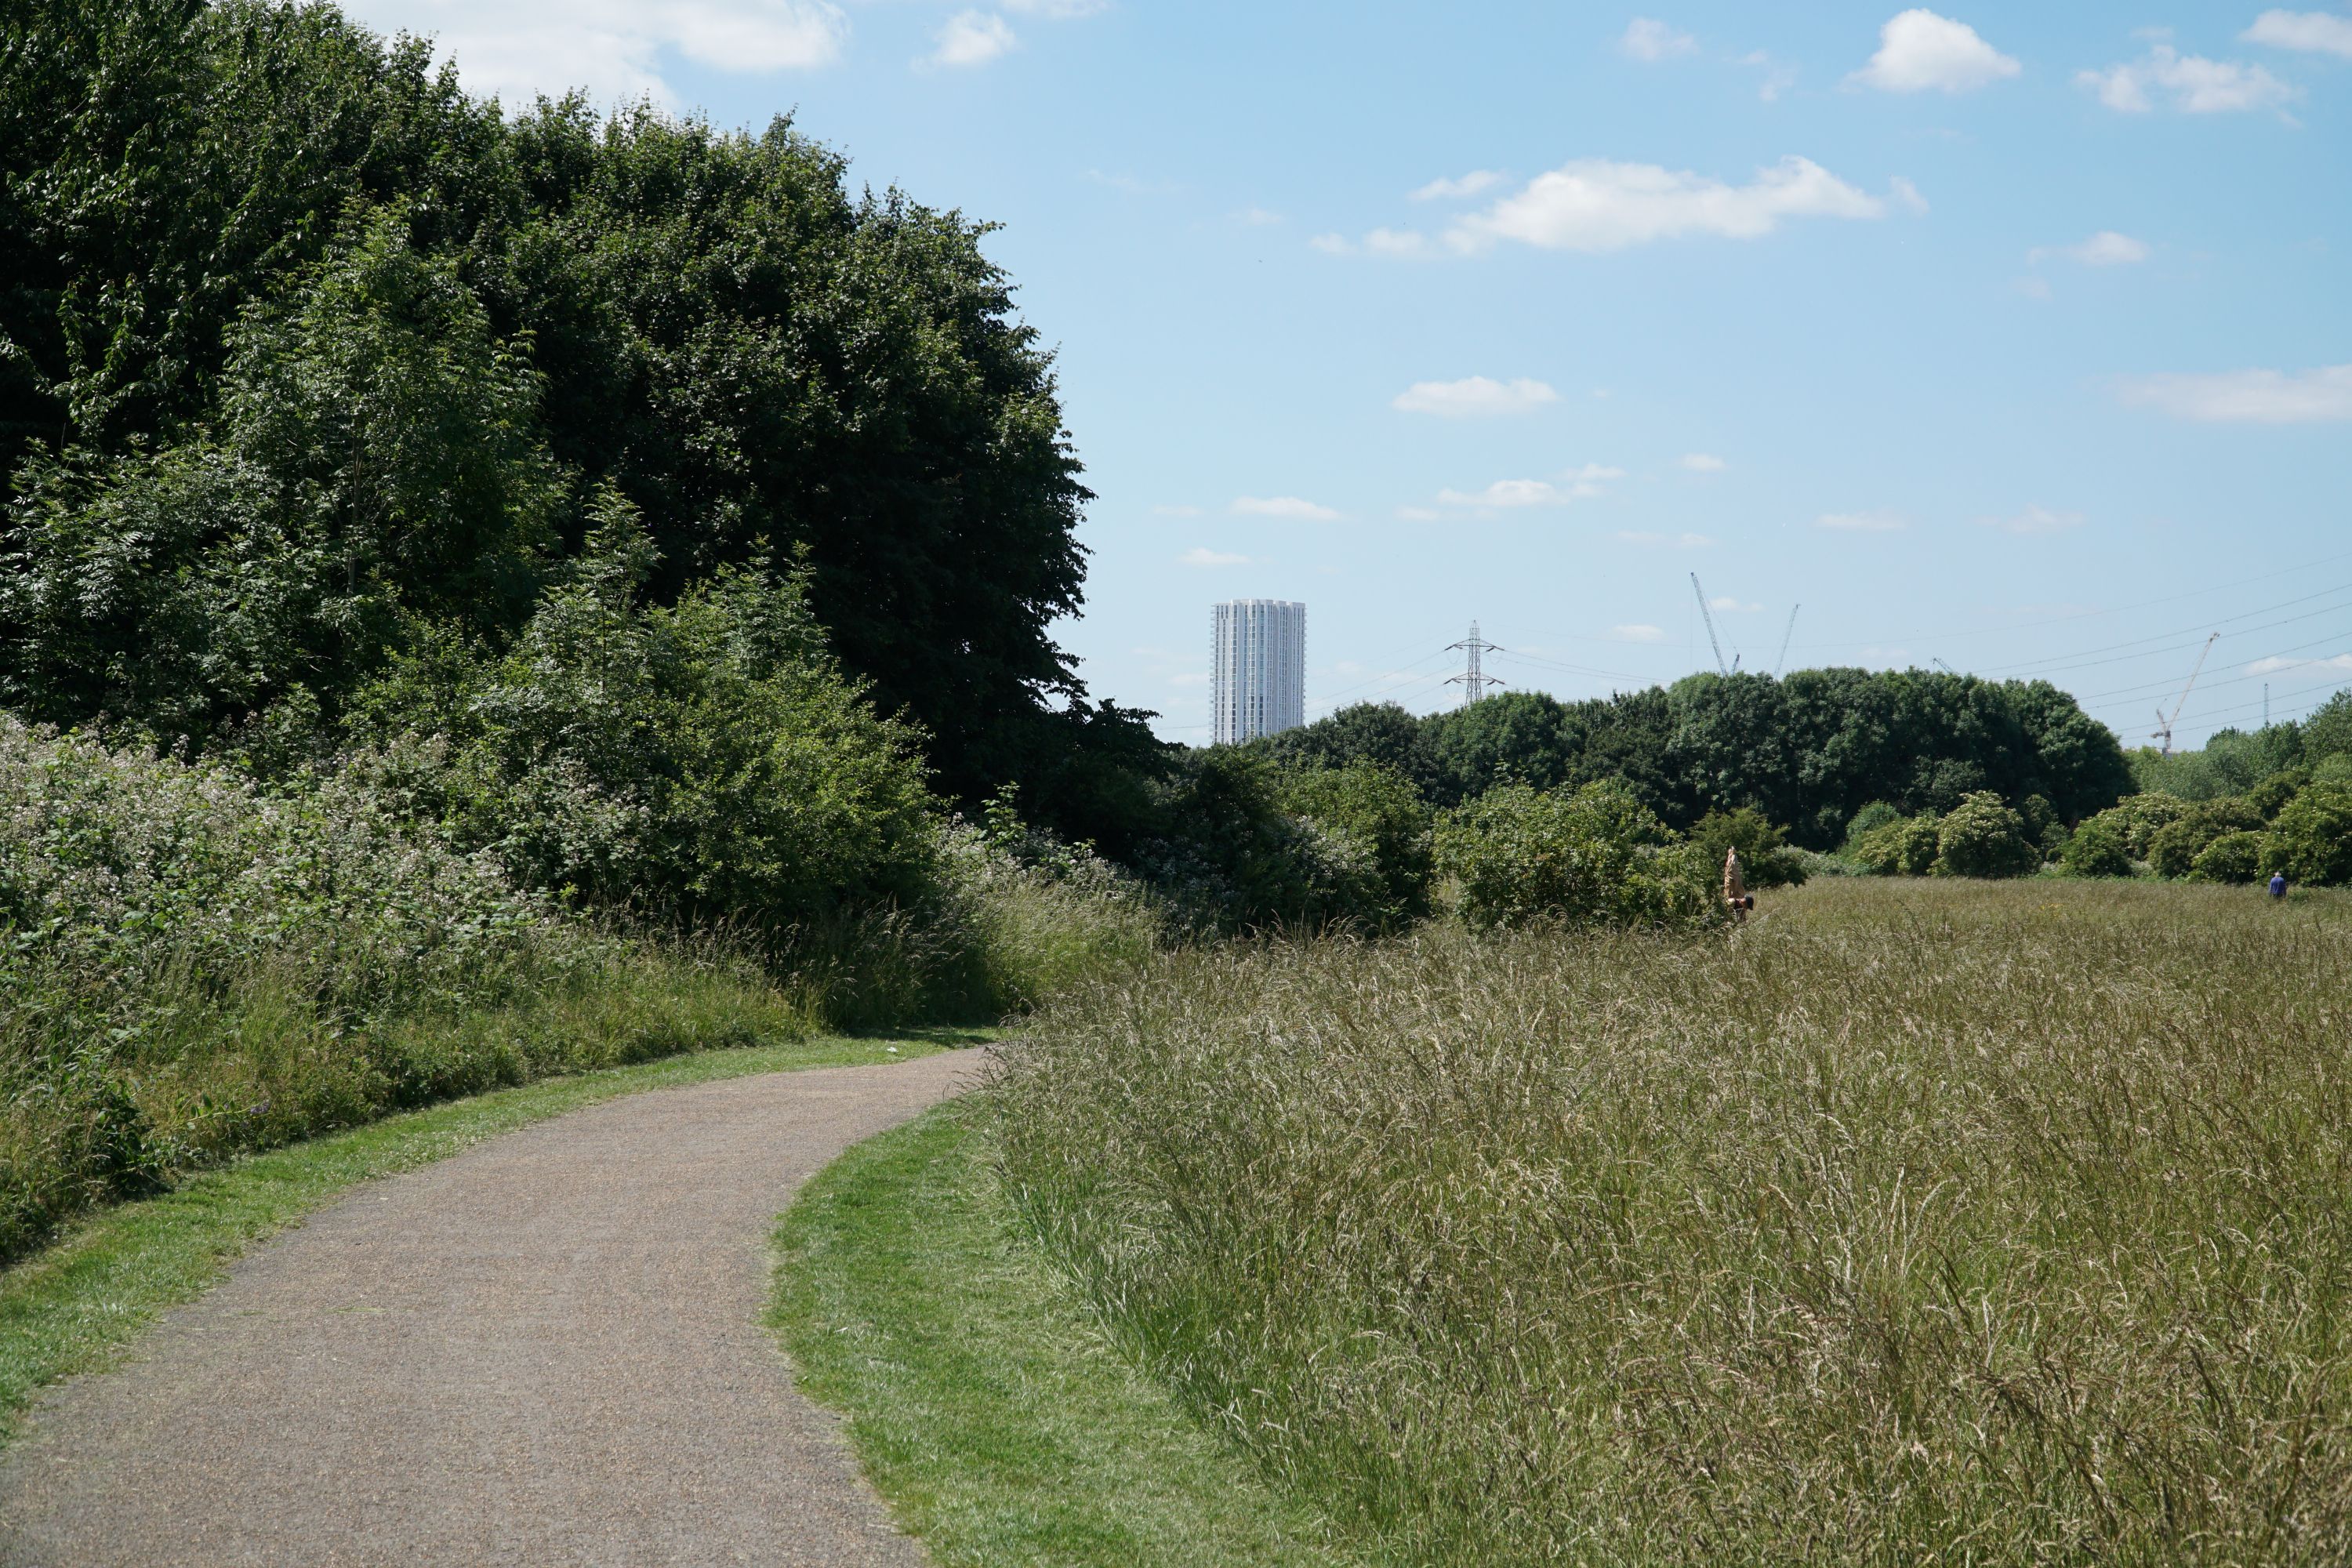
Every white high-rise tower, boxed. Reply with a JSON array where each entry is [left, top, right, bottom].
[[1212, 600, 1305, 744]]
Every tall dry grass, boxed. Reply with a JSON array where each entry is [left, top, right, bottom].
[[993, 879, 2352, 1566]]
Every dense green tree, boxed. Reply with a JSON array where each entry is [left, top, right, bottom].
[[2267, 782, 2352, 887], [1277, 762, 1435, 930], [1418, 691, 1577, 804], [1256, 701, 1427, 786], [2305, 692, 2352, 764], [1933, 793, 2038, 879], [1687, 808, 1808, 888], [1433, 782, 1718, 931]]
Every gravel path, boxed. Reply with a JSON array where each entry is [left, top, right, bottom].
[[0, 1051, 977, 1566]]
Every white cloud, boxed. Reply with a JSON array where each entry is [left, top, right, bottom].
[[1232, 205, 1284, 226], [1889, 176, 1931, 214], [1394, 506, 1444, 522], [1002, 0, 1105, 15], [2248, 653, 2352, 675], [362, 0, 848, 104], [1363, 227, 1432, 257], [927, 10, 1015, 67], [1410, 170, 1508, 201], [1679, 452, 1726, 472], [1443, 156, 1885, 255], [1740, 49, 1801, 101], [1234, 495, 1343, 520], [1621, 18, 1698, 60], [1612, 624, 1669, 642], [2244, 9, 2352, 59], [2117, 364, 2352, 423], [1436, 465, 1626, 510], [1309, 233, 1354, 255], [2031, 230, 2151, 266], [1817, 510, 1908, 532], [1709, 596, 1762, 612], [1850, 10, 2021, 93], [1179, 547, 1250, 567], [1392, 376, 1562, 417], [1982, 504, 2085, 535], [2077, 45, 2297, 114], [1616, 530, 1715, 548]]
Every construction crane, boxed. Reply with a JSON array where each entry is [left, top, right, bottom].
[[2152, 633, 2220, 757], [1690, 573, 1736, 676], [1933, 658, 1958, 675], [1773, 605, 1801, 677]]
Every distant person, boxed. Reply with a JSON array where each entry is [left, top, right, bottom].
[[2270, 871, 2288, 900], [1723, 847, 1755, 922]]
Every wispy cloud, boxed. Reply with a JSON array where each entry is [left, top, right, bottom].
[[1817, 510, 1909, 532], [1234, 495, 1343, 521], [1611, 624, 1669, 642], [1679, 452, 1727, 472], [2243, 9, 2352, 60], [1709, 595, 1762, 612], [2117, 365, 2352, 423], [1231, 205, 1284, 226], [2030, 230, 2151, 267], [1410, 170, 1508, 201], [1981, 504, 2086, 535], [1621, 18, 1697, 61], [1392, 376, 1561, 417], [1850, 9, 2020, 93], [1436, 465, 1625, 510], [925, 9, 1015, 67], [1440, 156, 1888, 255], [2247, 653, 2352, 675], [368, 0, 847, 103], [1179, 547, 1250, 567], [2077, 45, 2297, 114]]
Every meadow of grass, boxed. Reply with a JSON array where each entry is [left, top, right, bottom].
[[993, 878, 2352, 1566]]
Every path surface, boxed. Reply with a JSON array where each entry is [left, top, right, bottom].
[[0, 1051, 977, 1566]]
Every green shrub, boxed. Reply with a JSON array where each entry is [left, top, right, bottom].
[[1433, 782, 1721, 931], [1849, 812, 1941, 877], [1842, 800, 1903, 848], [2060, 814, 2135, 877], [1933, 792, 2038, 879], [354, 495, 945, 941], [1277, 761, 1436, 929], [2250, 768, 2311, 819], [2191, 830, 2269, 884], [0, 714, 811, 1261], [1690, 807, 1809, 889], [2267, 782, 2352, 887], [2147, 797, 2264, 880], [2102, 793, 2195, 857]]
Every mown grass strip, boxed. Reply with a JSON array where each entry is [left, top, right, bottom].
[[0, 1030, 981, 1447], [771, 1100, 1350, 1568]]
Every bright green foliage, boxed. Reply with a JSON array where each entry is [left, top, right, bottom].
[[1932, 792, 2038, 879], [354, 495, 943, 938], [1842, 800, 1903, 846], [2129, 724, 2306, 800], [2147, 797, 2265, 880], [2074, 792, 2194, 863], [0, 713, 809, 1263], [2191, 831, 2268, 884], [1127, 748, 1399, 935], [2060, 815, 2136, 878], [1690, 807, 1809, 889], [997, 882, 2352, 1566], [1433, 782, 1721, 931], [2249, 768, 2313, 819], [2305, 691, 2352, 764], [1278, 762, 1436, 929], [2, 212, 560, 739], [1850, 812, 1942, 877], [2267, 782, 2352, 887]]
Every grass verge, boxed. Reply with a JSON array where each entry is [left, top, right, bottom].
[[0, 1030, 980, 1449], [771, 1099, 1349, 1568]]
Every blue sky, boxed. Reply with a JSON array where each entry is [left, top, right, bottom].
[[354, 0, 2352, 748]]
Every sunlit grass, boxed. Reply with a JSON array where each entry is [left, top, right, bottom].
[[994, 878, 2352, 1566]]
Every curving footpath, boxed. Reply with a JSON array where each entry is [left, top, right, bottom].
[[0, 1051, 977, 1566]]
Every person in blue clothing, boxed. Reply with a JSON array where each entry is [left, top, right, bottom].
[[2270, 870, 2288, 900]]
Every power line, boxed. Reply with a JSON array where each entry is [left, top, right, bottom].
[[1446, 622, 1505, 705]]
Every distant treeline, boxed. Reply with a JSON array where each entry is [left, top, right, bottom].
[[1254, 670, 2136, 848]]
